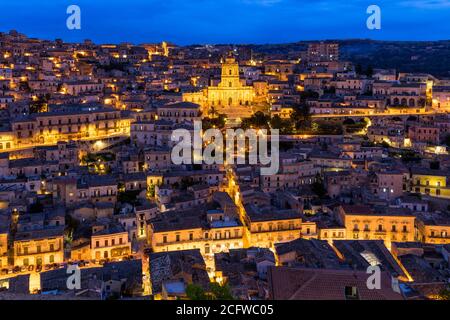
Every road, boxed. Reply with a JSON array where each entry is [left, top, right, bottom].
[[311, 110, 448, 119]]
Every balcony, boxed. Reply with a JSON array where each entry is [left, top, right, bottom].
[[15, 247, 62, 257], [253, 227, 301, 234], [156, 235, 242, 247]]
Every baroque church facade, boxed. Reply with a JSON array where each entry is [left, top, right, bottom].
[[183, 55, 257, 120]]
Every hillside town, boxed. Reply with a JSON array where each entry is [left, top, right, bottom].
[[0, 29, 450, 300]]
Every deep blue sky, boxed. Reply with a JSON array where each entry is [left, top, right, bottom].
[[0, 0, 449, 45]]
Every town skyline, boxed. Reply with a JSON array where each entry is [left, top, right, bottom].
[[4, 29, 450, 46]]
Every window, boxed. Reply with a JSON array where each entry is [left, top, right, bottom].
[[176, 234, 180, 242], [163, 235, 167, 243], [344, 286, 359, 300], [96, 241, 100, 248]]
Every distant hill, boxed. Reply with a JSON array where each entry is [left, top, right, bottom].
[[249, 39, 450, 78]]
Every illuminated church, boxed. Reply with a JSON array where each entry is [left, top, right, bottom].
[[183, 55, 256, 119]]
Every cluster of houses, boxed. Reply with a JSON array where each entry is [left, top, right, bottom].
[[0, 30, 449, 300]]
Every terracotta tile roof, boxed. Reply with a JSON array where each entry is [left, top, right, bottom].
[[268, 267, 404, 300]]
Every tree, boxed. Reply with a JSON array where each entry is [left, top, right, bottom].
[[270, 114, 284, 129], [65, 214, 80, 241], [343, 118, 356, 125], [437, 288, 450, 300], [202, 114, 226, 130], [380, 141, 390, 148], [30, 95, 49, 113], [252, 111, 270, 128], [118, 190, 140, 204], [299, 90, 319, 100], [147, 184, 156, 198], [270, 115, 293, 134], [290, 103, 311, 132], [186, 284, 208, 300], [313, 122, 343, 135], [400, 150, 421, 163], [210, 282, 234, 300], [241, 111, 270, 130], [185, 283, 234, 300]]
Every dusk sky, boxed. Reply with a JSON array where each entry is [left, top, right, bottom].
[[1, 0, 449, 45]]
